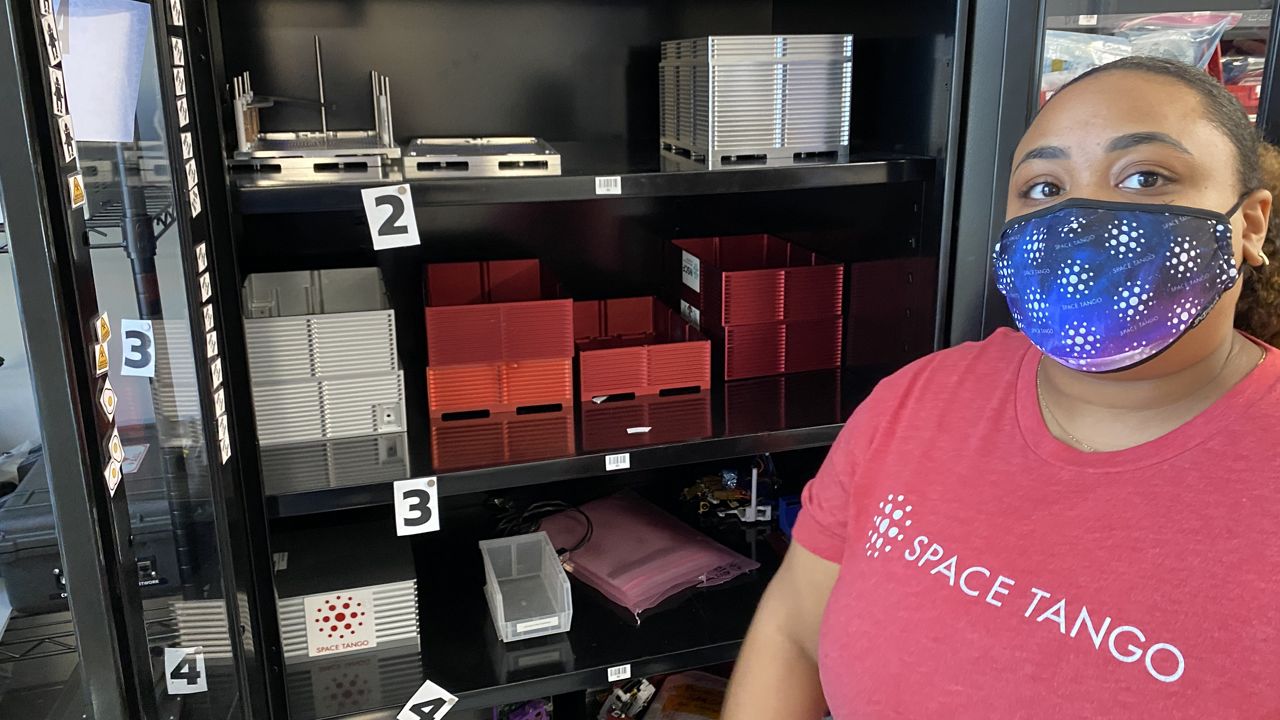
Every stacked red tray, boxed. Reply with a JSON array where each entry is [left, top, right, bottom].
[[430, 410, 575, 471], [581, 392, 712, 452], [673, 234, 844, 379], [723, 370, 842, 436], [424, 260, 573, 418], [574, 297, 710, 402]]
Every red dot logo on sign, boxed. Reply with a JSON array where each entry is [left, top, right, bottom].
[[311, 595, 366, 639]]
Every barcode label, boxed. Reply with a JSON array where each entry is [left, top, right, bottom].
[[595, 176, 622, 195], [605, 453, 631, 471], [1078, 14, 1098, 26], [681, 251, 700, 292], [607, 664, 632, 682]]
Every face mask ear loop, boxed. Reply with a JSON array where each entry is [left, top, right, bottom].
[[1225, 192, 1254, 219]]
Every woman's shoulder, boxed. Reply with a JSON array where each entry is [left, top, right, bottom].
[[874, 327, 1030, 398]]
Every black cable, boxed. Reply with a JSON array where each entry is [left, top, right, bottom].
[[492, 499, 594, 554]]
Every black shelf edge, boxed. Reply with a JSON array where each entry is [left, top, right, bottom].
[[233, 154, 935, 214], [267, 422, 841, 518]]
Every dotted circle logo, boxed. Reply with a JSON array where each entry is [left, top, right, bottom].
[[312, 595, 367, 640], [866, 493, 913, 559]]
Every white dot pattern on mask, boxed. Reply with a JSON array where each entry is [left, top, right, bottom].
[[1061, 320, 1101, 358], [1166, 297, 1200, 333], [1112, 280, 1153, 321], [1105, 220, 1146, 258], [1165, 236, 1204, 279], [1058, 262, 1095, 298], [1025, 287, 1049, 325], [1026, 228, 1047, 263]]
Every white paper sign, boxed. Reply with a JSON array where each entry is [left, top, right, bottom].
[[393, 477, 440, 536], [49, 67, 67, 115], [164, 647, 207, 694], [58, 0, 151, 143], [681, 250, 700, 292], [397, 679, 458, 720], [361, 184, 421, 250], [56, 114, 76, 164], [119, 319, 156, 378], [605, 453, 630, 471], [40, 15, 61, 65], [304, 589, 377, 658], [1078, 14, 1098, 26], [595, 176, 621, 195]]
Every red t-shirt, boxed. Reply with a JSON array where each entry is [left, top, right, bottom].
[[793, 328, 1280, 718]]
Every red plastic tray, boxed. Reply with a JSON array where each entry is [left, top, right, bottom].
[[718, 316, 843, 380], [426, 358, 573, 418], [581, 391, 712, 452], [846, 257, 937, 369], [673, 234, 844, 327], [574, 297, 710, 401], [723, 370, 842, 436], [424, 260, 573, 366], [430, 409, 575, 472]]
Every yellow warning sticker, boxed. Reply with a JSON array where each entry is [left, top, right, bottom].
[[94, 312, 111, 343], [93, 342, 109, 376], [67, 171, 86, 209]]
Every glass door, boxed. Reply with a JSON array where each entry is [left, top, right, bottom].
[[0, 0, 273, 717]]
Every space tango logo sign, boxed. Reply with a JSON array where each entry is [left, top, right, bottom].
[[304, 589, 377, 657], [865, 493, 1185, 684]]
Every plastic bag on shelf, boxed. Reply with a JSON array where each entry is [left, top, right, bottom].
[[540, 491, 759, 622], [1117, 12, 1242, 69], [1041, 30, 1132, 95]]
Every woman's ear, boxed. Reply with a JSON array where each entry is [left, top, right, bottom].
[[1240, 188, 1272, 266]]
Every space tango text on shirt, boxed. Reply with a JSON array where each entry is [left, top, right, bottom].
[[901, 535, 1185, 684]]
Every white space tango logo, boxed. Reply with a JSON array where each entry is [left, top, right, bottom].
[[865, 493, 913, 558], [868, 492, 1184, 684]]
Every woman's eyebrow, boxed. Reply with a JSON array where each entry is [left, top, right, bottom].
[[1015, 145, 1068, 168], [1105, 131, 1192, 155]]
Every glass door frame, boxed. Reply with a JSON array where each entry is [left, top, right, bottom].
[[0, 0, 284, 716]]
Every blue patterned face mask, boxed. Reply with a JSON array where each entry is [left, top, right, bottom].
[[995, 197, 1245, 373]]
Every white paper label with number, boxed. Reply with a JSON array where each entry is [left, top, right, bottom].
[[394, 477, 440, 536], [119, 319, 156, 377], [1078, 14, 1098, 26], [605, 453, 630, 471], [681, 250, 700, 292], [362, 184, 422, 250], [608, 664, 632, 682], [164, 647, 207, 694], [595, 176, 621, 195], [397, 679, 458, 720]]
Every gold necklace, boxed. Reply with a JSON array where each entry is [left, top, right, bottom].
[[1035, 336, 1267, 454]]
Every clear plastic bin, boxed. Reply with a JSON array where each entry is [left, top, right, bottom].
[[479, 532, 572, 643]]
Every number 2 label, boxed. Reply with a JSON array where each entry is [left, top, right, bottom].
[[393, 477, 440, 536], [361, 184, 421, 251]]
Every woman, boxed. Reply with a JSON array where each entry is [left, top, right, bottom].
[[723, 57, 1280, 718]]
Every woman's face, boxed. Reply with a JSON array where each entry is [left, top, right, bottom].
[[1006, 70, 1270, 374]]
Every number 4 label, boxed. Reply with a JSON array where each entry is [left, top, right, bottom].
[[164, 647, 207, 695], [393, 477, 440, 536], [361, 184, 422, 251], [397, 679, 457, 720]]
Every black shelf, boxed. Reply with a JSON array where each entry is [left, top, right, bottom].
[[232, 143, 934, 214], [284, 517, 783, 716], [267, 369, 876, 518]]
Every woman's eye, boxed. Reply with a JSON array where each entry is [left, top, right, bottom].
[[1119, 171, 1165, 190], [1025, 181, 1063, 200]]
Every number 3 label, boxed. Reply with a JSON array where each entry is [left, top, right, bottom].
[[164, 647, 207, 695], [120, 319, 156, 378], [361, 184, 421, 251], [393, 477, 440, 536]]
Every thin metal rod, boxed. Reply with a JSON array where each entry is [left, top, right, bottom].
[[315, 36, 327, 133]]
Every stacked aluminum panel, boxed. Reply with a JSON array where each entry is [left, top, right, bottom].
[[242, 269, 409, 494], [660, 34, 853, 168]]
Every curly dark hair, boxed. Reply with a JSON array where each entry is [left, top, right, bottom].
[[1053, 56, 1279, 345]]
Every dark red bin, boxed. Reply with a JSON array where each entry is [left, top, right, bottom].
[[574, 297, 710, 402], [723, 370, 843, 436], [672, 234, 845, 380], [581, 391, 712, 453], [846, 257, 937, 369]]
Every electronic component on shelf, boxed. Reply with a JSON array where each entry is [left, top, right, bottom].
[[403, 137, 561, 179], [673, 233, 845, 379], [229, 36, 400, 180], [574, 297, 709, 403], [480, 532, 573, 643], [659, 35, 852, 169]]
